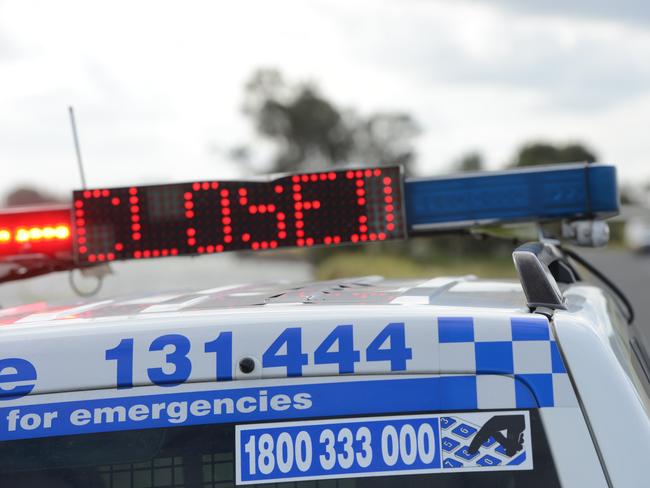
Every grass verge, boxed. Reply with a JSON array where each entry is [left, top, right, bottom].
[[314, 252, 517, 281]]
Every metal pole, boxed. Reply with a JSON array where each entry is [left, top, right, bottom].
[[68, 106, 87, 189]]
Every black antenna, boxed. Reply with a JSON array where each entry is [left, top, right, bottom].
[[67, 106, 108, 297], [68, 106, 87, 188]]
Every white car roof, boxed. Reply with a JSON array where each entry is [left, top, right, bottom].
[[0, 276, 529, 327], [0, 275, 557, 399]]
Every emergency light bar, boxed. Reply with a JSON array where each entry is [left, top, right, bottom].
[[405, 163, 618, 232], [0, 163, 618, 280], [0, 205, 72, 258]]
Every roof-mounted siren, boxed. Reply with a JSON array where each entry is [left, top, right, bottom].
[[405, 162, 619, 236]]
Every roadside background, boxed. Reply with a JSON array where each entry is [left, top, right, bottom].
[[1, 1, 649, 332]]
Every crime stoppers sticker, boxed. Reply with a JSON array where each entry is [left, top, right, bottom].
[[235, 411, 532, 484]]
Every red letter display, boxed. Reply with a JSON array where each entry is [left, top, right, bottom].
[[72, 166, 405, 264]]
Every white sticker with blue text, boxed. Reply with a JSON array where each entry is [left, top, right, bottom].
[[235, 411, 533, 484]]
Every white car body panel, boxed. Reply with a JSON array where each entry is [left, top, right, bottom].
[[0, 276, 647, 486], [555, 284, 650, 488]]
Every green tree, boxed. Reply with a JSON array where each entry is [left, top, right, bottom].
[[559, 144, 598, 163], [240, 68, 419, 174], [453, 152, 484, 172], [4, 186, 64, 207], [512, 142, 597, 167]]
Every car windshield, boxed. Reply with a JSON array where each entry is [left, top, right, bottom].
[[0, 410, 561, 488]]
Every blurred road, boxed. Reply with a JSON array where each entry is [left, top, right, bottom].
[[0, 254, 312, 309], [582, 248, 650, 349]]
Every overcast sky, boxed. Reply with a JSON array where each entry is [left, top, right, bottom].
[[2, 0, 650, 200]]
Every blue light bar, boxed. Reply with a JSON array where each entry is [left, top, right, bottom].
[[404, 163, 618, 233]]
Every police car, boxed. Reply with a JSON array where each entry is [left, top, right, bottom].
[[0, 163, 648, 487]]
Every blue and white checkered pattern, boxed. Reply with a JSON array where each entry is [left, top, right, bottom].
[[438, 315, 576, 409]]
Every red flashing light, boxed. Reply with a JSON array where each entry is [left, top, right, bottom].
[[15, 226, 69, 242], [0, 206, 73, 260]]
